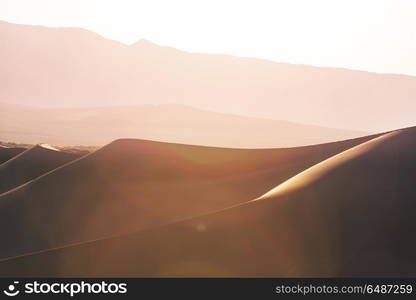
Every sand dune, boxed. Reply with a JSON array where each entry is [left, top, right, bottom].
[[0, 134, 378, 261], [0, 146, 25, 164], [0, 145, 81, 194], [0, 127, 413, 277]]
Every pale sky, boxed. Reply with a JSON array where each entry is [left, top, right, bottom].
[[1, 0, 415, 76]]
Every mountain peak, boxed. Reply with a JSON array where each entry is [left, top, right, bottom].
[[131, 39, 159, 48]]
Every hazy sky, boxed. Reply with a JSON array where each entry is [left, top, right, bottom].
[[1, 0, 415, 76]]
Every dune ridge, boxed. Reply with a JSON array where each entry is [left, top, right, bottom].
[[0, 145, 81, 194], [0, 146, 26, 164]]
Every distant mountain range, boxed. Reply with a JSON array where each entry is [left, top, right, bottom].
[[1, 20, 416, 132]]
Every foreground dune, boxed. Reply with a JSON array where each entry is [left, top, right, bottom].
[[0, 127, 413, 277], [0, 135, 377, 260], [0, 146, 25, 164], [0, 145, 81, 194]]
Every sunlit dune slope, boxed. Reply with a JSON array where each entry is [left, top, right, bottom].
[[0, 145, 81, 194], [0, 146, 25, 164], [0, 127, 414, 277], [0, 134, 378, 260]]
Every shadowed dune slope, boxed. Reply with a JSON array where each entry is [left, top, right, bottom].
[[0, 146, 25, 164], [0, 145, 81, 194], [0, 134, 379, 260], [0, 128, 414, 277]]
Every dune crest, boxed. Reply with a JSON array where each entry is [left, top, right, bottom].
[[258, 131, 398, 200], [38, 143, 59, 151], [0, 146, 26, 164], [0, 145, 81, 194]]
